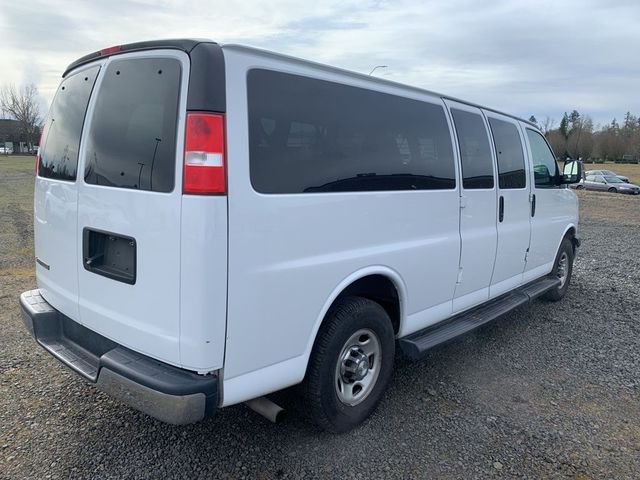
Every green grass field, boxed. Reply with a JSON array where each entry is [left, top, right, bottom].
[[0, 156, 35, 273]]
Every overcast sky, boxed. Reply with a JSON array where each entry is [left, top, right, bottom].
[[1, 0, 638, 127]]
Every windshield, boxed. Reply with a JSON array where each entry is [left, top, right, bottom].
[[604, 176, 623, 183]]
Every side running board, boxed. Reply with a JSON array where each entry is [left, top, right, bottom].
[[399, 276, 561, 360]]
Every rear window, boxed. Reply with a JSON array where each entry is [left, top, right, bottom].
[[248, 69, 455, 194], [84, 57, 181, 192], [38, 66, 100, 181]]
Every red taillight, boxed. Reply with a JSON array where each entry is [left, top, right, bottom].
[[183, 112, 226, 195], [100, 45, 122, 56]]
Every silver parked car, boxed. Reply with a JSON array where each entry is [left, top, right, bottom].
[[585, 169, 630, 183], [574, 174, 640, 194]]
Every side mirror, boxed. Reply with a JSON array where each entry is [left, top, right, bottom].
[[561, 160, 583, 184]]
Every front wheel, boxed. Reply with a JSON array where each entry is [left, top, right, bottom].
[[302, 296, 395, 433], [576, 185, 585, 190], [544, 237, 574, 301]]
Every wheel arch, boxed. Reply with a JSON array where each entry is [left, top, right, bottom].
[[560, 224, 579, 254], [302, 266, 407, 370]]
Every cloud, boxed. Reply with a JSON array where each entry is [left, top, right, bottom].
[[0, 0, 638, 125]]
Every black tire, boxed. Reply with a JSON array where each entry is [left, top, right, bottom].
[[608, 187, 617, 193], [302, 296, 395, 433], [544, 237, 574, 301], [576, 185, 585, 190]]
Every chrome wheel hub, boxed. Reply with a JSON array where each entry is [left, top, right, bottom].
[[335, 329, 382, 406]]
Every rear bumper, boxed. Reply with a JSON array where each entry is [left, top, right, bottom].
[[19, 289, 219, 425]]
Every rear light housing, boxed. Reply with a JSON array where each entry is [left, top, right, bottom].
[[100, 45, 122, 56], [183, 112, 226, 195]]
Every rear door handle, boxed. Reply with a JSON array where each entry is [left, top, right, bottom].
[[499, 195, 504, 222]]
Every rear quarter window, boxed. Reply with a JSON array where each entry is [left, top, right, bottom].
[[247, 69, 455, 194], [38, 66, 100, 181], [84, 57, 181, 192]]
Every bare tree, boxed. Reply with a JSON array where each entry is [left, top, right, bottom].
[[546, 129, 566, 159], [540, 116, 556, 135], [0, 83, 42, 149]]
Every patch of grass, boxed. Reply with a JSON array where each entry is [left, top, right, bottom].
[[0, 266, 34, 278], [0, 156, 34, 270], [0, 155, 36, 172]]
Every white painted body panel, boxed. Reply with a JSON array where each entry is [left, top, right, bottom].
[[35, 179, 80, 320], [179, 195, 228, 371]]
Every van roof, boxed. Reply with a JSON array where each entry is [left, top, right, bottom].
[[64, 38, 537, 128]]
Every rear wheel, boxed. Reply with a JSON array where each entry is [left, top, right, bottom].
[[302, 296, 395, 433], [608, 187, 617, 193], [576, 185, 585, 190], [544, 237, 574, 301]]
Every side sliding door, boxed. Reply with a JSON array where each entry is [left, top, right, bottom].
[[446, 100, 498, 313]]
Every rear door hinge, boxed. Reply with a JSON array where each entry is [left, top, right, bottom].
[[459, 194, 467, 209]]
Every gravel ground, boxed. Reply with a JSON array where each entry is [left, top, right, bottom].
[[1, 158, 639, 479]]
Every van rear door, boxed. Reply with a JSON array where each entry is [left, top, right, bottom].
[[76, 50, 188, 366], [35, 63, 102, 321]]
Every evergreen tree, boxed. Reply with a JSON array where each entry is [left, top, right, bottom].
[[559, 113, 570, 139]]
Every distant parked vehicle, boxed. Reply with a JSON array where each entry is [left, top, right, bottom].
[[585, 169, 630, 183], [574, 174, 640, 194]]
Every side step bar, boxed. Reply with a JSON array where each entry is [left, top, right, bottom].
[[399, 276, 561, 360]]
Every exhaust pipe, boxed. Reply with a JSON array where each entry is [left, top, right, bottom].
[[245, 396, 286, 423]]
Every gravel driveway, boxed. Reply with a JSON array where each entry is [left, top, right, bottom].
[[1, 159, 639, 479]]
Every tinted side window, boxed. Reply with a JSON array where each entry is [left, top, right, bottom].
[[450, 108, 494, 189], [248, 69, 455, 193], [488, 118, 526, 189], [38, 66, 100, 181], [84, 58, 181, 192], [526, 129, 558, 187]]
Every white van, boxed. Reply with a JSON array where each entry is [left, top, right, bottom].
[[20, 40, 582, 432]]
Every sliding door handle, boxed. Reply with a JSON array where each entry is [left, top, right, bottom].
[[499, 196, 504, 222], [531, 194, 536, 217]]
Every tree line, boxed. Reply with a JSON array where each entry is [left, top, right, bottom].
[[530, 111, 640, 163]]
